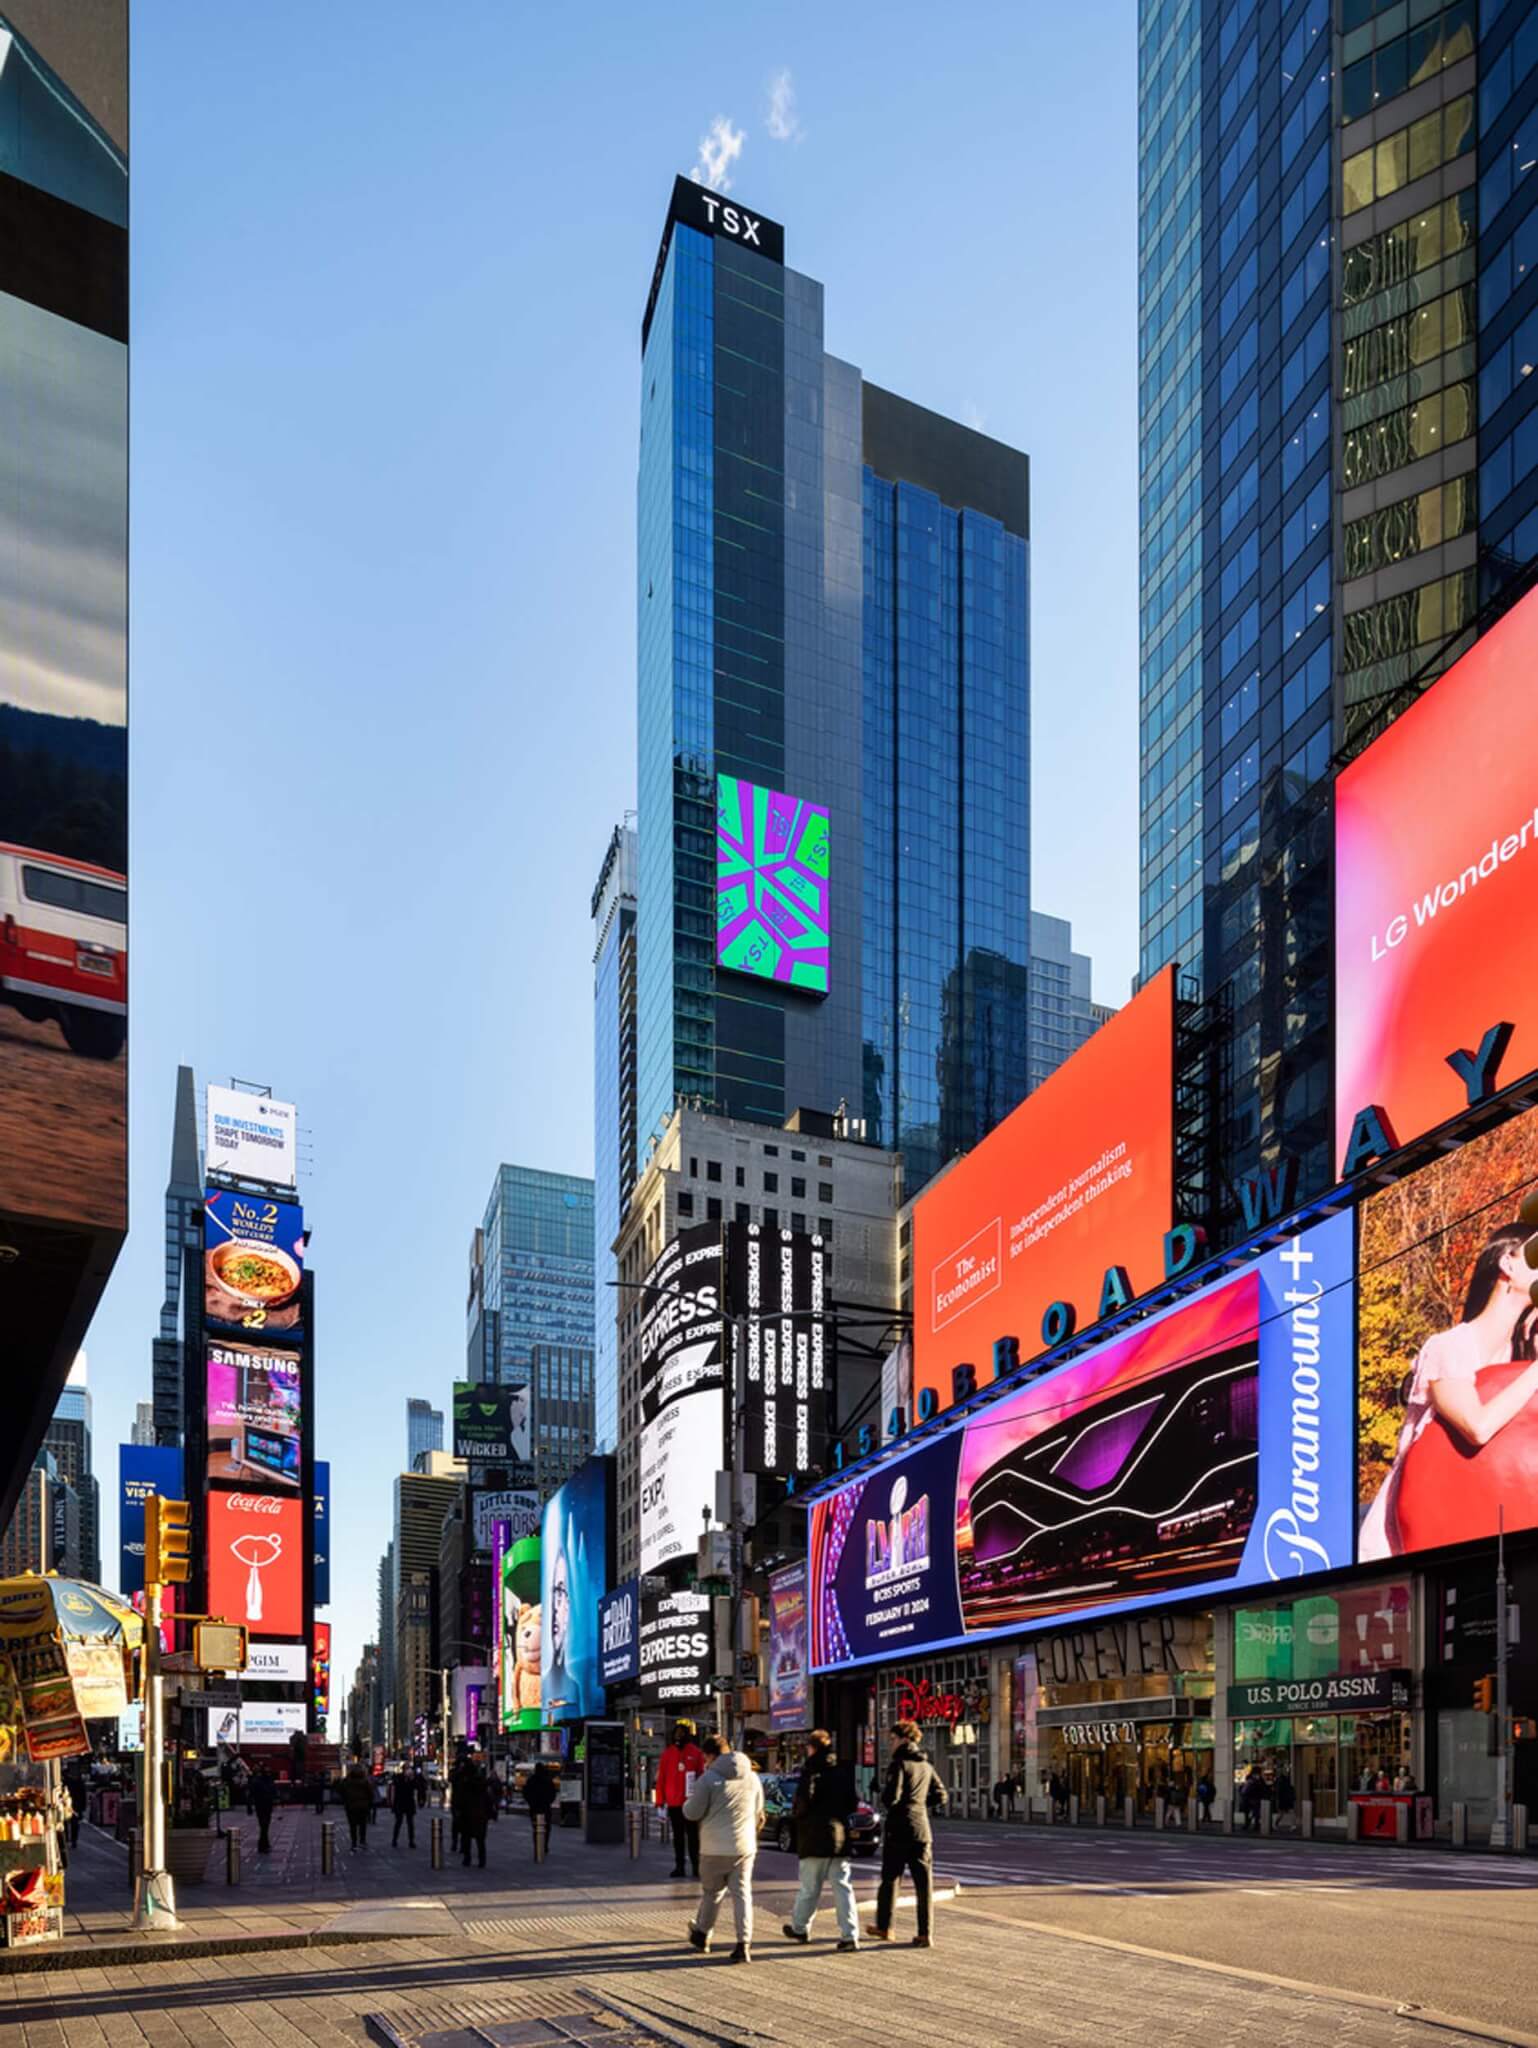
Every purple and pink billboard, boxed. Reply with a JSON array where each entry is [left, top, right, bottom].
[[716, 774, 829, 993]]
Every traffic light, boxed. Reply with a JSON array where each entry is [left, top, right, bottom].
[[1513, 1717, 1538, 1742], [1473, 1674, 1496, 1714], [144, 1496, 192, 1586], [1520, 1187, 1538, 1302]]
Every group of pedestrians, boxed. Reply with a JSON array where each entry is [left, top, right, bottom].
[[678, 1717, 946, 1966]]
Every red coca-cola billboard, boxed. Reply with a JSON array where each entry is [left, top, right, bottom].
[[206, 1490, 302, 1637]]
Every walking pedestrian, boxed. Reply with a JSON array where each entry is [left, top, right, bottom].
[[781, 1730, 859, 1952], [487, 1767, 504, 1822], [871, 1719, 945, 1949], [1240, 1765, 1265, 1833], [340, 1762, 372, 1850], [251, 1763, 277, 1855], [683, 1732, 764, 1964], [62, 1765, 85, 1847], [390, 1765, 418, 1848], [655, 1720, 706, 1879], [524, 1759, 557, 1851], [458, 1759, 491, 1868], [1049, 1769, 1068, 1820], [1275, 1767, 1297, 1831], [1197, 1772, 1215, 1826]]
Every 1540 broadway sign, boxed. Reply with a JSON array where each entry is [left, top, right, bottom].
[[1227, 1670, 1410, 1716]]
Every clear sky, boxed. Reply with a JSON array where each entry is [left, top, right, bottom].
[[89, 0, 1141, 1725]]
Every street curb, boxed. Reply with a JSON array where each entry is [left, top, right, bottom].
[[945, 1897, 1538, 2048], [0, 1924, 443, 1975]]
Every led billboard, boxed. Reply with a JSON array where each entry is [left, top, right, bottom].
[[637, 1589, 713, 1708], [725, 1222, 830, 1478], [453, 1381, 531, 1467], [809, 1213, 1354, 1671], [206, 1086, 297, 1188], [638, 1225, 725, 1574], [313, 1460, 330, 1607], [540, 1457, 612, 1721], [1336, 582, 1538, 1169], [206, 1490, 303, 1636], [716, 774, 829, 993], [118, 1444, 184, 1596], [208, 1702, 306, 1748], [497, 1528, 542, 1732], [767, 1563, 809, 1733], [206, 1343, 302, 1492], [472, 1488, 539, 1552], [204, 1190, 305, 1344], [599, 1581, 639, 1688], [912, 967, 1177, 1417], [313, 1621, 331, 1718], [1358, 1098, 1538, 1560]]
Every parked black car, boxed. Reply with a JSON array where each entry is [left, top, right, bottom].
[[758, 1771, 882, 1855]]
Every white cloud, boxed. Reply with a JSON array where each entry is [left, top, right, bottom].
[[691, 115, 745, 193], [766, 69, 801, 143]]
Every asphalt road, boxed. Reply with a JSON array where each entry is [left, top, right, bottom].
[[754, 1818, 1538, 2038]]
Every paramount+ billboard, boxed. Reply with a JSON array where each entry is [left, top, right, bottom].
[[809, 1213, 1354, 1672], [912, 968, 1177, 1418], [1336, 582, 1538, 1170]]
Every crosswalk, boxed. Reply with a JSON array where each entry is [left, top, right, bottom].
[[921, 1839, 1538, 1895]]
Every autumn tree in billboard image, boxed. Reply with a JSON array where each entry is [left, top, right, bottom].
[[1358, 1104, 1538, 1560]]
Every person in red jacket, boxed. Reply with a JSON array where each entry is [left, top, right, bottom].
[[654, 1721, 706, 1878]]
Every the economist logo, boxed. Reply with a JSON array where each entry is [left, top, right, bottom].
[[1336, 583, 1538, 1167], [206, 1490, 302, 1636]]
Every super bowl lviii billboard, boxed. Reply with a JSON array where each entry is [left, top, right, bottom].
[[1336, 582, 1538, 1171], [809, 1214, 1354, 1671], [911, 967, 1177, 1418]]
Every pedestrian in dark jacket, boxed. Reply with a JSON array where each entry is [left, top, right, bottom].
[[781, 1730, 859, 1951], [872, 1721, 945, 1947], [524, 1761, 558, 1848], [340, 1764, 373, 1849], [457, 1761, 491, 1867], [250, 1764, 278, 1854], [390, 1766, 418, 1848]]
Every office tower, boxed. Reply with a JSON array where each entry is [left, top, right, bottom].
[[392, 1462, 462, 1734], [528, 1343, 596, 1498], [1028, 913, 1115, 1093], [0, 1453, 70, 1578], [1137, 0, 1538, 1219], [152, 1064, 202, 1445], [0, 4, 128, 1529], [44, 1377, 99, 1585], [377, 1541, 396, 1744], [592, 822, 638, 1455], [636, 179, 1031, 1202], [131, 1402, 155, 1447], [465, 1165, 595, 1387], [407, 1398, 443, 1472]]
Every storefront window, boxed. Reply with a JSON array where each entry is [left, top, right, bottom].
[[876, 1655, 992, 1817], [1026, 1613, 1216, 1814]]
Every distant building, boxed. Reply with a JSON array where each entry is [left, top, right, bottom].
[[0, 1455, 65, 1578], [1028, 913, 1115, 1093], [466, 1165, 595, 1388], [376, 1542, 396, 1748], [130, 1402, 155, 1447], [407, 1398, 443, 1473], [392, 1460, 464, 1737], [529, 1344, 596, 1499], [44, 1380, 98, 1584], [152, 1064, 202, 1446], [591, 822, 638, 1456]]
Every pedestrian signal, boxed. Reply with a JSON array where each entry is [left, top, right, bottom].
[[1473, 1674, 1496, 1714], [1512, 1717, 1538, 1742], [145, 1496, 193, 1586]]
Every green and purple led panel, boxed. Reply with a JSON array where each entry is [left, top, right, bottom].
[[716, 774, 830, 994]]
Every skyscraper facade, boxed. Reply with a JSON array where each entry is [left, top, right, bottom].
[[635, 178, 1032, 1201], [1028, 913, 1115, 1093], [44, 1382, 98, 1585], [591, 821, 638, 1454], [465, 1165, 595, 1387], [152, 1065, 202, 1446], [1137, 0, 1538, 1222], [406, 1398, 443, 1472]]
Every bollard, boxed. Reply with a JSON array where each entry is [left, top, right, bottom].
[[1300, 1799, 1313, 1841], [1347, 1800, 1361, 1843], [1514, 1804, 1530, 1854], [1068, 1793, 1079, 1828], [1044, 1795, 1055, 1826], [226, 1829, 241, 1886], [1186, 1795, 1198, 1833], [1395, 1801, 1410, 1845], [320, 1821, 334, 1875], [1154, 1796, 1166, 1833], [1221, 1798, 1234, 1836], [430, 1815, 444, 1870], [1123, 1794, 1135, 1829], [1260, 1799, 1273, 1838], [1095, 1794, 1107, 1829], [627, 1806, 642, 1859], [533, 1813, 549, 1864], [1452, 1801, 1467, 1847], [129, 1826, 142, 1896]]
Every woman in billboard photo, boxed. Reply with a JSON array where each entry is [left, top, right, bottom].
[[1360, 1224, 1538, 1560]]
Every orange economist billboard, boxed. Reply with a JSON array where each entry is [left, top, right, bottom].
[[1336, 583, 1538, 1172], [913, 967, 1177, 1416]]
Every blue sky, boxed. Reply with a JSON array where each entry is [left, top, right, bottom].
[[90, 0, 1141, 1721]]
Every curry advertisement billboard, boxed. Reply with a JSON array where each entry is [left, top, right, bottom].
[[1336, 582, 1538, 1173], [912, 967, 1178, 1418]]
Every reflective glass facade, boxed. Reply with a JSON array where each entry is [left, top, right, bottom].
[[636, 187, 1032, 1199], [469, 1166, 594, 1389], [591, 824, 637, 1454]]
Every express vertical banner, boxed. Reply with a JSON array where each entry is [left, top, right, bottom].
[[638, 1226, 726, 1574], [725, 1222, 830, 1479]]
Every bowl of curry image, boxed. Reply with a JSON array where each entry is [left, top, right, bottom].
[[207, 1239, 300, 1310]]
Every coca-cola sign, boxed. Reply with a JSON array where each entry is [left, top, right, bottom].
[[208, 1491, 302, 1636]]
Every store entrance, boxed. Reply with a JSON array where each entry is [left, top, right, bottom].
[[1054, 1722, 1213, 1814]]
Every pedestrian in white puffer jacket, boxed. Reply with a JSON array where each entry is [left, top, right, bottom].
[[682, 1734, 765, 1963]]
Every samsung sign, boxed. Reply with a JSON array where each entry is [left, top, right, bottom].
[[599, 1580, 639, 1687]]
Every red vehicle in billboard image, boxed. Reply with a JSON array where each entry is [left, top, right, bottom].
[[0, 843, 126, 1060]]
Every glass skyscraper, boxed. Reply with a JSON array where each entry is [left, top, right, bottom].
[[591, 822, 637, 1454], [1138, 0, 1538, 1224], [406, 1398, 443, 1472], [465, 1164, 595, 1388], [636, 178, 1033, 1198]]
